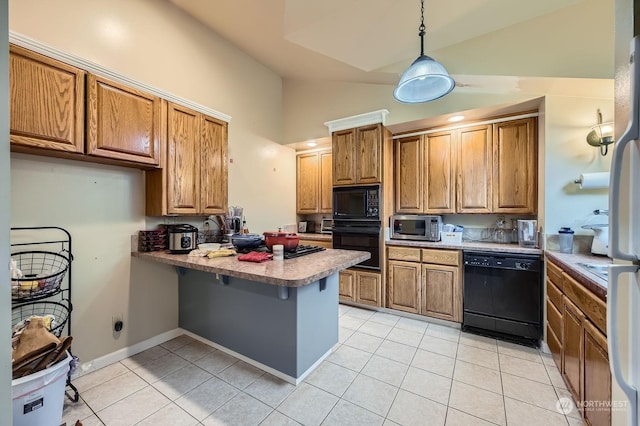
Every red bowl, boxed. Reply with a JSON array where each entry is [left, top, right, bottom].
[[263, 231, 300, 252]]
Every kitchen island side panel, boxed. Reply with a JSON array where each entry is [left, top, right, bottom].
[[178, 269, 338, 378], [295, 273, 339, 375]]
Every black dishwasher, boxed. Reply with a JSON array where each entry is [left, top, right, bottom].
[[462, 251, 542, 346]]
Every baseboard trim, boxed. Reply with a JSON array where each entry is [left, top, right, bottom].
[[72, 328, 333, 385], [73, 328, 184, 378]]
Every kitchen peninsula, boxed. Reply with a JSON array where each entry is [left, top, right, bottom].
[[133, 249, 370, 383]]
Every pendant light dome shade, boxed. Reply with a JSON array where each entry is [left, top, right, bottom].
[[393, 0, 454, 103], [393, 55, 455, 103]]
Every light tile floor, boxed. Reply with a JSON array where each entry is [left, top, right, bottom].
[[63, 305, 586, 426]]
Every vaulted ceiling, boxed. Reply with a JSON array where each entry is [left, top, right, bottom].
[[168, 0, 614, 88]]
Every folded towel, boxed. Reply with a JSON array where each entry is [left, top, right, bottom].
[[238, 251, 273, 263], [207, 249, 236, 259]]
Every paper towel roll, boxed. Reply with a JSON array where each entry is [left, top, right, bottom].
[[575, 172, 610, 189]]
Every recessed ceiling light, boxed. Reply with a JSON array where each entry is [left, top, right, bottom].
[[448, 115, 465, 122], [306, 140, 317, 147]]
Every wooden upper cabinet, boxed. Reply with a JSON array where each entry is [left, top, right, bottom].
[[296, 149, 332, 214], [424, 131, 456, 214], [319, 151, 333, 213], [457, 124, 492, 213], [86, 74, 161, 166], [332, 129, 356, 185], [395, 136, 423, 213], [9, 44, 85, 153], [200, 115, 228, 214], [297, 152, 320, 214], [493, 118, 537, 213], [356, 124, 383, 184], [333, 124, 383, 186], [166, 103, 200, 214]]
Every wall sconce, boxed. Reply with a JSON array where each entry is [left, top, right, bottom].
[[586, 109, 615, 156]]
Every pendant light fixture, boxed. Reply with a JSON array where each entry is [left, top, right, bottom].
[[393, 0, 455, 103]]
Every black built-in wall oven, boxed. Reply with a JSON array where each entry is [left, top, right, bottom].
[[332, 185, 381, 270]]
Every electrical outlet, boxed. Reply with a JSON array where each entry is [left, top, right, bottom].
[[112, 314, 124, 333]]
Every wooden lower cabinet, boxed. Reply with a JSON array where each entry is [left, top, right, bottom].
[[583, 320, 611, 426], [562, 295, 584, 401], [339, 269, 382, 307], [546, 257, 612, 426], [339, 269, 355, 302], [422, 264, 460, 322], [387, 247, 462, 322], [388, 260, 420, 314]]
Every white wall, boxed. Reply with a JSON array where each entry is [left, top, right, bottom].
[[9, 0, 295, 362], [543, 95, 613, 236], [1, 0, 12, 420]]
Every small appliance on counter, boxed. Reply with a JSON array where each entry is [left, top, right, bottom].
[[320, 218, 333, 234], [168, 224, 198, 254], [582, 209, 609, 256], [298, 221, 316, 233], [391, 215, 442, 241]]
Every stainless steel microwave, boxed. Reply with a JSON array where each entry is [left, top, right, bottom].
[[391, 215, 443, 241]]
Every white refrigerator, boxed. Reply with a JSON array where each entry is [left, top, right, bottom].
[[610, 1, 640, 425]]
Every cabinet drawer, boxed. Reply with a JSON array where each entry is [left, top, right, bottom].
[[563, 272, 607, 334], [546, 279, 563, 311], [388, 246, 421, 262], [546, 260, 563, 288], [547, 297, 562, 342], [421, 249, 460, 266]]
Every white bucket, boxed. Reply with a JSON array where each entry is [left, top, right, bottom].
[[12, 353, 71, 426]]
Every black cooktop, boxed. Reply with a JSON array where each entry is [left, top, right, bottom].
[[235, 244, 326, 258]]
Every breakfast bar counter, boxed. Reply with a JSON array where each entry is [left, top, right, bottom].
[[133, 249, 370, 383]]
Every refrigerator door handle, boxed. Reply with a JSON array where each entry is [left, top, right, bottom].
[[607, 264, 639, 426], [610, 36, 640, 262]]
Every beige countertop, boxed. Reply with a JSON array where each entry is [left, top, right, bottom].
[[298, 233, 332, 242], [545, 251, 610, 300], [133, 248, 368, 287], [385, 239, 543, 255]]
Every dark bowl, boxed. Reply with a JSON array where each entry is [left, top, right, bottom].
[[231, 234, 264, 250]]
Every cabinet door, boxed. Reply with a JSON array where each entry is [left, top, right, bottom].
[[562, 295, 584, 403], [583, 319, 611, 426], [424, 131, 455, 213], [388, 261, 421, 314], [421, 264, 461, 322], [167, 103, 200, 214], [394, 136, 423, 213], [356, 124, 383, 184], [493, 118, 537, 213], [332, 129, 356, 185], [9, 45, 85, 153], [356, 271, 382, 307], [457, 125, 492, 213], [339, 270, 356, 302], [200, 114, 228, 214], [319, 151, 333, 213], [86, 74, 161, 165], [297, 152, 320, 214]]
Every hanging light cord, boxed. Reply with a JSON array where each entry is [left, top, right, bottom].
[[419, 0, 425, 56]]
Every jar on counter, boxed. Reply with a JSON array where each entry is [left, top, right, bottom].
[[558, 227, 575, 254]]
